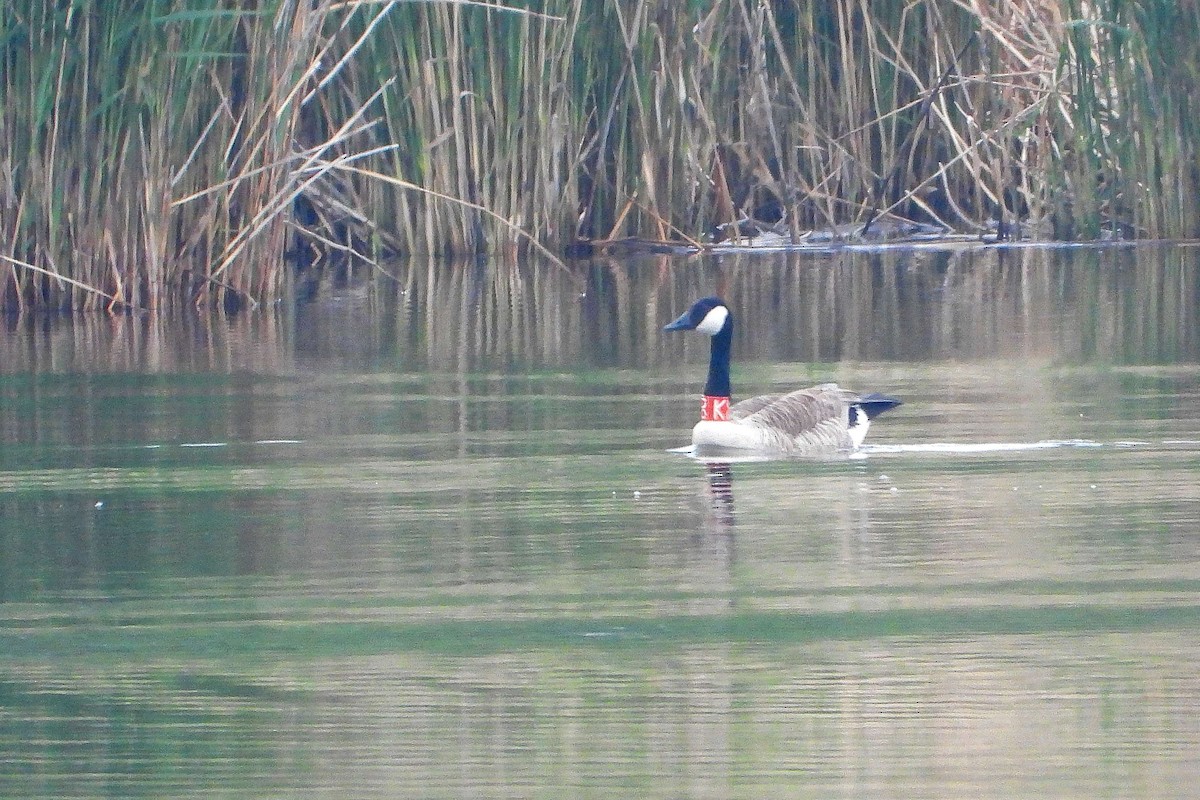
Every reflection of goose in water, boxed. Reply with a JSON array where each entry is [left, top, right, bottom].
[[684, 462, 736, 616], [664, 296, 902, 457], [704, 462, 735, 529]]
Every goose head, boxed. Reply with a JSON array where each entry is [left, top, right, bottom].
[[663, 296, 731, 337]]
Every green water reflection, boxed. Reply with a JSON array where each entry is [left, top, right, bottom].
[[1, 247, 1199, 798]]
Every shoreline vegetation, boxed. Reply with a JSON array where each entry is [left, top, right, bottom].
[[3, 1, 1198, 312]]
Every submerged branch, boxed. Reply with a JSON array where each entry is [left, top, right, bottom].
[[1, 255, 145, 313]]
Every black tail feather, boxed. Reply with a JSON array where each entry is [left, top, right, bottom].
[[859, 393, 902, 420]]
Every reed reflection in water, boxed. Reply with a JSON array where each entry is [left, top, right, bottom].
[[0, 245, 1198, 798], [2, 243, 1197, 375]]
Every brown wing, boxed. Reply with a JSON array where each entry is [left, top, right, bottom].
[[729, 394, 781, 420], [737, 384, 852, 437]]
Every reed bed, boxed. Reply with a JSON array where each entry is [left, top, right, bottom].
[[3, 0, 1199, 311]]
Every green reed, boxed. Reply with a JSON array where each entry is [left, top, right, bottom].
[[2, 0, 1199, 311]]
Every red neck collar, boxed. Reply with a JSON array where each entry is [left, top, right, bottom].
[[701, 395, 730, 422]]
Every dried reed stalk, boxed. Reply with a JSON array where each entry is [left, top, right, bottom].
[[3, 1, 1199, 312]]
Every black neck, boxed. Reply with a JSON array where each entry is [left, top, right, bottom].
[[704, 317, 732, 397]]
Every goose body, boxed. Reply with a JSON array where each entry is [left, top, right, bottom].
[[665, 297, 901, 456]]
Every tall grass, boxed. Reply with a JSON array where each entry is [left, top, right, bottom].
[[2, 0, 1199, 311]]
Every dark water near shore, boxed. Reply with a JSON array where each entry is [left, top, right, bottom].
[[1, 245, 1199, 798]]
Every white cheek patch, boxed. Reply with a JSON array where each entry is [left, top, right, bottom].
[[695, 305, 729, 336]]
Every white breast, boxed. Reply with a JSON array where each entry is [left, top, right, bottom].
[[692, 418, 854, 456], [692, 420, 773, 454]]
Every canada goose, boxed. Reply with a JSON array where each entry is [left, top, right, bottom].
[[664, 296, 901, 456]]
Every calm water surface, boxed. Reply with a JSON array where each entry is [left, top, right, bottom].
[[1, 246, 1199, 798]]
